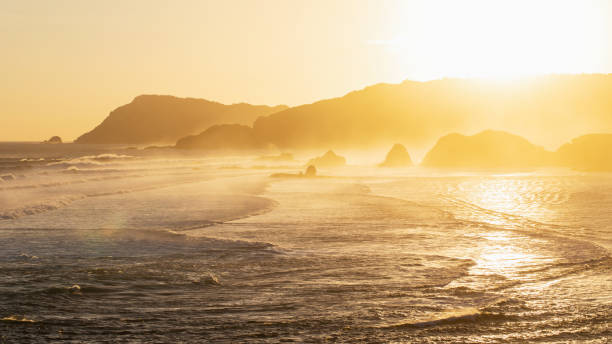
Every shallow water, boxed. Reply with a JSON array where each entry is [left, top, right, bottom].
[[0, 144, 610, 343]]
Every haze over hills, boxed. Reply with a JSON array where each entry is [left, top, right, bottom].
[[557, 134, 612, 171], [75, 95, 287, 144], [75, 75, 612, 156], [175, 124, 265, 150], [421, 130, 612, 171], [253, 74, 612, 151]]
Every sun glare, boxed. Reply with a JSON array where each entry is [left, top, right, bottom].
[[386, 0, 608, 80]]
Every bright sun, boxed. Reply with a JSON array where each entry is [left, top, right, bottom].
[[384, 0, 608, 80]]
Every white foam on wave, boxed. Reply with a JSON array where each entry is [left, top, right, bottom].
[[46, 154, 136, 170], [1, 173, 16, 182], [381, 307, 482, 328], [1, 315, 36, 323], [0, 194, 86, 220]]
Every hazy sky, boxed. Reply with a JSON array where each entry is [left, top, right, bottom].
[[1, 0, 611, 141]]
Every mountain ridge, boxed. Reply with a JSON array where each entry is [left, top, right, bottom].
[[75, 94, 287, 144], [76, 74, 612, 151], [253, 74, 612, 150]]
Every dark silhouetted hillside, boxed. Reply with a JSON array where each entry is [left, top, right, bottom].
[[76, 95, 287, 144], [175, 124, 264, 150], [253, 75, 612, 150], [556, 134, 612, 171], [379, 144, 412, 167], [422, 130, 554, 168]]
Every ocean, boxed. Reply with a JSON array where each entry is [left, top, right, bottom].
[[0, 143, 610, 343]]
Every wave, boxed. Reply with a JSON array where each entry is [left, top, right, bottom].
[[362, 179, 612, 303], [381, 307, 516, 328], [1, 173, 16, 182], [62, 166, 127, 174], [32, 275, 223, 299], [0, 176, 208, 220], [0, 165, 218, 192], [17, 253, 40, 260], [0, 195, 86, 220], [188, 272, 221, 286], [1, 189, 277, 236], [0, 173, 149, 191], [45, 154, 136, 170], [446, 194, 611, 254], [1, 315, 36, 323], [41, 284, 113, 296], [49, 153, 135, 165]]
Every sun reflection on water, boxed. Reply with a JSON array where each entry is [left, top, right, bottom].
[[452, 177, 562, 227], [463, 230, 555, 283], [473, 244, 540, 278]]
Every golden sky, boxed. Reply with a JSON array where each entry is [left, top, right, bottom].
[[1, 0, 611, 141]]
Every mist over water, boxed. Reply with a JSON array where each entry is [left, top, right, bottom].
[[0, 143, 610, 343]]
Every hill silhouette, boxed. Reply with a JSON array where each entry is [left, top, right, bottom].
[[76, 95, 287, 144], [422, 130, 554, 168], [76, 75, 612, 151], [175, 124, 264, 150], [556, 134, 612, 171], [253, 74, 612, 150]]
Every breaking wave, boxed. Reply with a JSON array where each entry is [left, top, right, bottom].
[[1, 315, 36, 323]]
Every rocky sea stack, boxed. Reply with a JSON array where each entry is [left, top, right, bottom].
[[379, 144, 412, 167], [306, 150, 346, 168], [43, 136, 62, 144]]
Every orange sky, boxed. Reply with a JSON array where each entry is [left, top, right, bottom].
[[1, 0, 611, 141]]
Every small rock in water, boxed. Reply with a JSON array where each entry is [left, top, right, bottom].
[[43, 136, 63, 144], [306, 150, 346, 168]]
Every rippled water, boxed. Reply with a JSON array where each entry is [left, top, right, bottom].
[[0, 144, 610, 343]]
